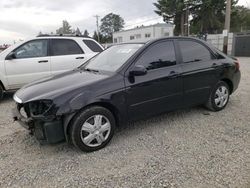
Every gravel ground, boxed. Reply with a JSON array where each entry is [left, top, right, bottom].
[[0, 58, 250, 188]]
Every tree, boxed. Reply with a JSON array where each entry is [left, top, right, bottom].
[[92, 31, 106, 43], [190, 0, 238, 34], [75, 28, 82, 35], [231, 6, 250, 32], [100, 13, 125, 42], [154, 0, 238, 35], [83, 30, 89, 37], [93, 31, 99, 41], [154, 0, 188, 35], [38, 31, 43, 36], [56, 20, 73, 34]]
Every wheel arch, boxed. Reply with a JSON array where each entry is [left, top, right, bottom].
[[221, 78, 233, 94], [85, 102, 122, 127], [0, 80, 5, 91], [64, 101, 122, 142]]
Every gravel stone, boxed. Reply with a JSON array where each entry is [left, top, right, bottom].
[[0, 57, 249, 188]]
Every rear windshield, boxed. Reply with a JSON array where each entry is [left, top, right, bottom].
[[83, 40, 103, 52]]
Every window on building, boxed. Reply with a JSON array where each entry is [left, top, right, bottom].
[[114, 38, 118, 43], [178, 40, 213, 63], [164, 32, 170, 36], [130, 36, 135, 40], [145, 33, 151, 38], [135, 34, 141, 39], [118, 37, 123, 43]]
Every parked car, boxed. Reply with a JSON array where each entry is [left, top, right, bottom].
[[12, 37, 241, 152], [0, 35, 103, 100]]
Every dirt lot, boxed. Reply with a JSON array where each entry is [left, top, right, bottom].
[[0, 58, 250, 188]]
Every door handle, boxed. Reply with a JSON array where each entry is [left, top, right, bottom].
[[38, 60, 48, 63], [168, 71, 180, 78], [76, 57, 84, 59]]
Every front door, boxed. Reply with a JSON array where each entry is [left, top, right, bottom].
[[5, 39, 50, 89], [125, 40, 183, 120]]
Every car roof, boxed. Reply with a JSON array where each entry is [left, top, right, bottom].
[[113, 36, 208, 46], [36, 36, 94, 40], [37, 34, 91, 37]]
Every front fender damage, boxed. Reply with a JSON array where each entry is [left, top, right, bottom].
[[55, 92, 91, 142]]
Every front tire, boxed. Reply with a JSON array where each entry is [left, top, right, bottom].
[[70, 106, 115, 152], [206, 81, 230, 111]]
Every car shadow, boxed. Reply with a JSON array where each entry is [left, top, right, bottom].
[[1, 92, 14, 102], [116, 105, 209, 131]]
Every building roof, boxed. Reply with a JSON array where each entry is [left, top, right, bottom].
[[114, 23, 174, 34]]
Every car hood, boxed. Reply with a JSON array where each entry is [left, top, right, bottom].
[[15, 69, 109, 103]]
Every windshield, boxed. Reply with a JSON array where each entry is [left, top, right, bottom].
[[83, 44, 143, 72]]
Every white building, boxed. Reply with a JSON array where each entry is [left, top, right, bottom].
[[113, 23, 174, 44]]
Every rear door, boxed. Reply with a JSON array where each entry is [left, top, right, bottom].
[[125, 40, 183, 120], [5, 39, 50, 89], [50, 39, 85, 75], [177, 39, 220, 106]]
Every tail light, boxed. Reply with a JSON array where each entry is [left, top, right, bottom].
[[235, 59, 240, 71]]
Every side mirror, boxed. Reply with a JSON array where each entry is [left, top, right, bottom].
[[130, 65, 147, 76], [5, 52, 16, 60]]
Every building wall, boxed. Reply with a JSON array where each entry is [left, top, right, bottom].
[[113, 24, 174, 44]]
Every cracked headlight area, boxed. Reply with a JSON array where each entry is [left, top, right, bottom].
[[27, 100, 57, 120]]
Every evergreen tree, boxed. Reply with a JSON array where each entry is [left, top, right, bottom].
[[56, 20, 73, 34], [75, 28, 82, 35], [83, 30, 89, 37], [154, 0, 238, 35]]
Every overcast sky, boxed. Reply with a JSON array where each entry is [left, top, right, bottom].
[[0, 0, 249, 44]]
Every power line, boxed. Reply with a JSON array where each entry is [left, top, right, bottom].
[[124, 17, 163, 28]]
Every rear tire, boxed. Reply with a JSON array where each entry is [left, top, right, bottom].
[[0, 85, 3, 101], [206, 81, 230, 111], [70, 106, 115, 152]]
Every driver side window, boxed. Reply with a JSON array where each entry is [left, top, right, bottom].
[[14, 40, 48, 59]]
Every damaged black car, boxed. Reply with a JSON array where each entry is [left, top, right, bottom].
[[13, 37, 241, 152]]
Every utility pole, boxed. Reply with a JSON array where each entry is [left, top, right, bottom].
[[184, 0, 190, 36], [223, 0, 231, 54], [186, 4, 190, 36], [94, 15, 100, 42]]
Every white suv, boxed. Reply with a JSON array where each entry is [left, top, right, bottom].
[[0, 35, 103, 100]]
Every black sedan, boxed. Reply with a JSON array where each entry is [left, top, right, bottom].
[[12, 37, 241, 152]]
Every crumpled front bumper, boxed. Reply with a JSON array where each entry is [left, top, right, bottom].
[[12, 104, 65, 144]]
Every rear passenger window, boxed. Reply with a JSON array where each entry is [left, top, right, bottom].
[[83, 40, 103, 52], [51, 39, 83, 56], [179, 40, 213, 63]]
